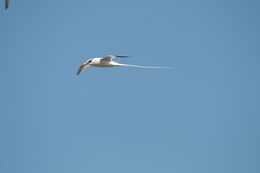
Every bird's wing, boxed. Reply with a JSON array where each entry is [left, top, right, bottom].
[[76, 63, 89, 75], [5, 0, 9, 10], [101, 55, 135, 61]]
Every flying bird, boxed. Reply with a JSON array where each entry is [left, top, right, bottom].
[[5, 0, 9, 9], [76, 55, 170, 75]]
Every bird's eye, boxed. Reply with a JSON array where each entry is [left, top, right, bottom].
[[89, 60, 92, 63]]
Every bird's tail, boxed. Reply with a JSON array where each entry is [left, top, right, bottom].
[[119, 63, 172, 69]]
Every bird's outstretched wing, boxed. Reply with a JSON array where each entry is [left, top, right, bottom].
[[76, 63, 89, 75], [5, 0, 9, 10], [101, 55, 135, 61]]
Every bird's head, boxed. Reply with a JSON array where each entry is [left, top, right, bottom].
[[76, 59, 93, 75], [84, 59, 93, 65]]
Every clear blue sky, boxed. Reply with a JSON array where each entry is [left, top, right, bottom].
[[0, 0, 259, 172]]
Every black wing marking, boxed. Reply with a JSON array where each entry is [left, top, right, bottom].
[[114, 55, 135, 58], [5, 0, 9, 10]]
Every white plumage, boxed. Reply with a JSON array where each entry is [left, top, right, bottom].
[[76, 55, 170, 75]]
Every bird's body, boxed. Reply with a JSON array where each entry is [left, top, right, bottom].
[[87, 57, 121, 67], [76, 55, 170, 75]]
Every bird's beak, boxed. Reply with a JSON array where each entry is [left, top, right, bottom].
[[76, 62, 89, 75]]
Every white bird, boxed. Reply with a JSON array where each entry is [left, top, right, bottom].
[[76, 55, 170, 75]]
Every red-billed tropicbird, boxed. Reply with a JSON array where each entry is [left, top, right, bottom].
[[76, 55, 170, 75]]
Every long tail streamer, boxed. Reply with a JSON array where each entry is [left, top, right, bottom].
[[119, 64, 172, 69]]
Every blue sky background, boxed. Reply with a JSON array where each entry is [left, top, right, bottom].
[[0, 0, 259, 172]]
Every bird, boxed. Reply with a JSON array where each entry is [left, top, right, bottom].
[[76, 55, 170, 75], [5, 0, 9, 10]]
